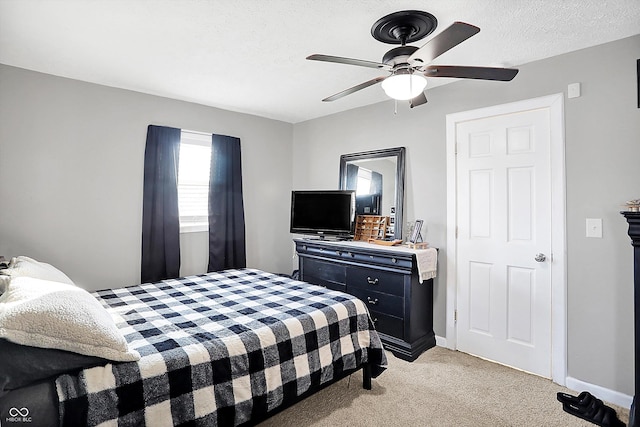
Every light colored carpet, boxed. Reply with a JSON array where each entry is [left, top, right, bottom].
[[259, 346, 629, 427]]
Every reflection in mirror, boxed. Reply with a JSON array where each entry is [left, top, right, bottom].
[[339, 147, 405, 240]]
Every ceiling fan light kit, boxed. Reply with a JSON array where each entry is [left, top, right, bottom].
[[307, 10, 519, 108], [381, 71, 427, 100]]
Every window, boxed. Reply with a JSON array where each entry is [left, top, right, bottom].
[[356, 167, 373, 195], [178, 130, 212, 232]]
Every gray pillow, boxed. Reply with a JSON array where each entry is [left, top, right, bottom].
[[0, 339, 109, 396]]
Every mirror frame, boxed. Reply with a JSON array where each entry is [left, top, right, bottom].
[[339, 147, 406, 240]]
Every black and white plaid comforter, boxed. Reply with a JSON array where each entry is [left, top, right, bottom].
[[56, 268, 387, 426]]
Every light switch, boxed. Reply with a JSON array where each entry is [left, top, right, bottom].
[[568, 83, 581, 98], [585, 218, 602, 238]]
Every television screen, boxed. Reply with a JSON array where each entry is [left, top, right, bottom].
[[290, 190, 355, 238]]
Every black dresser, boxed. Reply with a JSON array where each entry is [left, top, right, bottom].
[[294, 238, 435, 361]]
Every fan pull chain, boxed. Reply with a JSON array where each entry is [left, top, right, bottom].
[[410, 69, 413, 94], [394, 99, 398, 115]]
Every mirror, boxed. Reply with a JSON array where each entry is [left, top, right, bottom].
[[339, 147, 406, 240]]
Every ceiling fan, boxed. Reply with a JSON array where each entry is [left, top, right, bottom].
[[307, 10, 519, 108]]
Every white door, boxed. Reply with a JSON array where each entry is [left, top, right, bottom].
[[455, 107, 553, 378]]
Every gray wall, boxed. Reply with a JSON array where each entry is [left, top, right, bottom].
[[0, 64, 294, 291], [292, 34, 640, 395]]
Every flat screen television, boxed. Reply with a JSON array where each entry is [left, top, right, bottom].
[[290, 190, 355, 238]]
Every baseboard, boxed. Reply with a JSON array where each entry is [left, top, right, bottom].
[[565, 376, 633, 409], [435, 335, 447, 348]]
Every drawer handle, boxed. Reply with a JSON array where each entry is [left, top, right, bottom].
[[367, 296, 379, 305], [367, 277, 379, 285]]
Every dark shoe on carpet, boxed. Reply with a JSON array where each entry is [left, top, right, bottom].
[[557, 391, 595, 408], [560, 394, 625, 427]]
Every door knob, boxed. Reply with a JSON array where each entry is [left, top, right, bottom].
[[534, 253, 546, 262]]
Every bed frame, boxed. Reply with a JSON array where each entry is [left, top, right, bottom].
[[1, 362, 373, 427]]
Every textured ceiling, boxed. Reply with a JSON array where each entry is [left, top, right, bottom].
[[1, 0, 639, 123]]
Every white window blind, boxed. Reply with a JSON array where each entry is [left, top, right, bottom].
[[178, 131, 212, 232]]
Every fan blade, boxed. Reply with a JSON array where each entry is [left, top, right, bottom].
[[307, 54, 390, 70], [322, 77, 387, 102], [408, 22, 480, 65], [425, 65, 519, 81], [409, 92, 428, 108]]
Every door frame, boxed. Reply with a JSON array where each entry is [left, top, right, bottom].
[[445, 93, 567, 384]]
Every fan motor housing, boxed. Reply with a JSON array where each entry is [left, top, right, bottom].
[[382, 46, 419, 67]]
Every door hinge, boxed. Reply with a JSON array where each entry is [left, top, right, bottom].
[[454, 310, 458, 323], [455, 226, 458, 238]]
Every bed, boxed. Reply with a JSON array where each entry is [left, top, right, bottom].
[[0, 264, 387, 426]]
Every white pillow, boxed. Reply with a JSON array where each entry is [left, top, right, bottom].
[[0, 256, 75, 286], [0, 276, 140, 362]]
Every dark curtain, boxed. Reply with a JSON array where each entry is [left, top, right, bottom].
[[346, 163, 359, 191], [141, 125, 181, 283], [208, 134, 246, 272], [371, 171, 383, 199], [370, 171, 383, 215]]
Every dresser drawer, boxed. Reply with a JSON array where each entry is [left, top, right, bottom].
[[301, 258, 346, 292], [302, 258, 345, 282], [369, 310, 403, 340], [349, 251, 412, 270], [349, 287, 403, 318], [295, 241, 412, 271], [347, 267, 405, 296], [305, 275, 346, 293]]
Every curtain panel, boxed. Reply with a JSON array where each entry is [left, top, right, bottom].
[[346, 163, 359, 191], [141, 125, 181, 282], [208, 134, 246, 272]]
